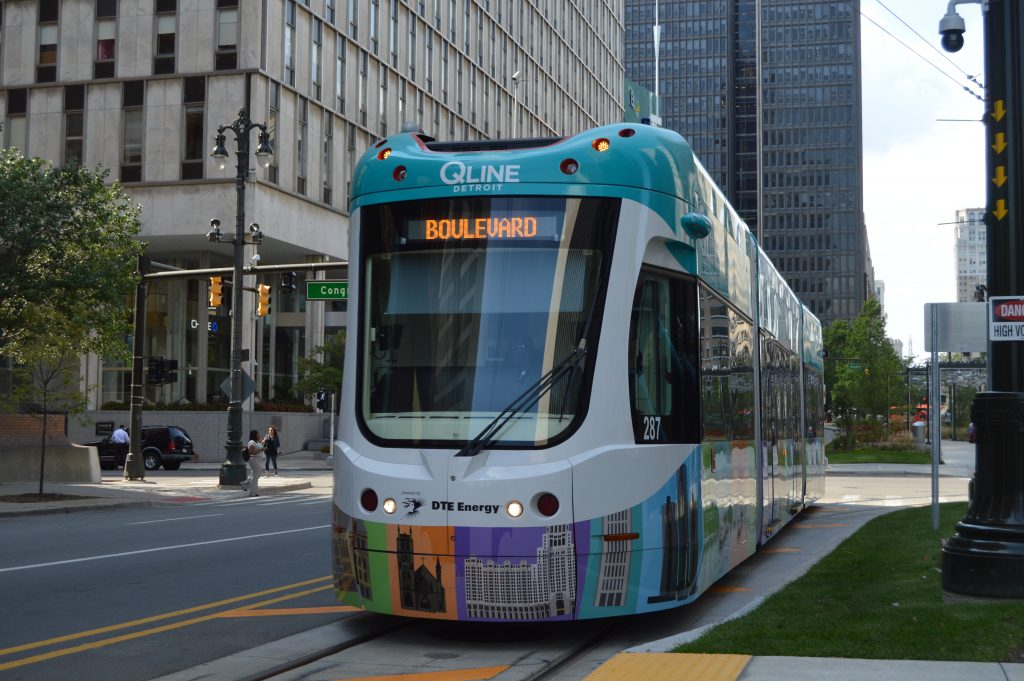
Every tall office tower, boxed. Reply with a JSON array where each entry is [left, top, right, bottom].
[[954, 208, 987, 302], [624, 1, 871, 325], [0, 0, 623, 421]]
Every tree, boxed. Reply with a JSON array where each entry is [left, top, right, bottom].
[[0, 150, 142, 494], [294, 331, 346, 410], [824, 298, 904, 446], [0, 149, 143, 361]]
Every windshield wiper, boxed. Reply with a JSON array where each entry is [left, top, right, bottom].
[[454, 339, 587, 457]]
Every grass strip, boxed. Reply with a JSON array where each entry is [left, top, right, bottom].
[[675, 503, 1024, 662], [826, 449, 930, 464]]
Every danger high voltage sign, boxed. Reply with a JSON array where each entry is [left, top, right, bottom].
[[990, 296, 1024, 341]]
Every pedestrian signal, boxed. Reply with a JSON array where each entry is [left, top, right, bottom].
[[257, 284, 272, 316], [282, 271, 297, 293], [209, 276, 223, 307]]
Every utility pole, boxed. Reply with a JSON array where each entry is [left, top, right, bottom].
[[942, 0, 1024, 598]]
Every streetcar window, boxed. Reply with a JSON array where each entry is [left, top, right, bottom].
[[628, 271, 700, 444], [358, 196, 619, 448]]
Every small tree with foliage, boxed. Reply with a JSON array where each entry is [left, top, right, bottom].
[[295, 331, 346, 411], [824, 298, 904, 447], [0, 150, 142, 493]]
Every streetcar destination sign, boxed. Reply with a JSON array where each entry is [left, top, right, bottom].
[[990, 296, 1024, 341], [306, 280, 348, 300]]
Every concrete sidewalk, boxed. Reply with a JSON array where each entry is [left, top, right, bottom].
[[828, 438, 976, 478], [0, 449, 331, 517]]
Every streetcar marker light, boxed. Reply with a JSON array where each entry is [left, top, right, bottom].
[[377, 148, 392, 160], [602, 532, 640, 542], [360, 488, 379, 512], [383, 498, 397, 514], [592, 138, 610, 152], [506, 500, 524, 518], [393, 166, 407, 181], [618, 128, 636, 137], [537, 493, 560, 517], [560, 159, 579, 175]]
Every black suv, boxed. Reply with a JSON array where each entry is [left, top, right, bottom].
[[85, 426, 196, 471]]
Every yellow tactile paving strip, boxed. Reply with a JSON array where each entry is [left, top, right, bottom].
[[584, 653, 751, 681], [333, 666, 509, 681]]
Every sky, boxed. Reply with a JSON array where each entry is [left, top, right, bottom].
[[858, 1, 987, 358]]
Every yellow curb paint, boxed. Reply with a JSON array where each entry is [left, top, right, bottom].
[[0, 576, 332, 658], [584, 653, 751, 681], [218, 605, 362, 617], [0, 584, 333, 672], [795, 523, 849, 528], [763, 547, 802, 553], [332, 665, 509, 681], [708, 586, 752, 593]]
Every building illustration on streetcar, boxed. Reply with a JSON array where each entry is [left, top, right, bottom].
[[331, 122, 826, 622]]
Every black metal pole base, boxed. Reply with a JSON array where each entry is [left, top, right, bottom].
[[219, 462, 248, 486], [941, 392, 1024, 598]]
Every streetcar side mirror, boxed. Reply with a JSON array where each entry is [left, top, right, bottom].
[[681, 212, 712, 239]]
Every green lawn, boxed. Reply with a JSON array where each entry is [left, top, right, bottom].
[[826, 448, 930, 464], [674, 503, 1024, 662]]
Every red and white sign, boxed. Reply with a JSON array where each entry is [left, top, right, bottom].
[[990, 296, 1024, 341]]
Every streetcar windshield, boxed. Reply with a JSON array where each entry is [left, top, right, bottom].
[[359, 196, 619, 447]]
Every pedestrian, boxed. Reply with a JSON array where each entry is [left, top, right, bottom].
[[241, 429, 265, 496], [968, 421, 975, 444], [110, 424, 130, 465], [263, 425, 280, 476]]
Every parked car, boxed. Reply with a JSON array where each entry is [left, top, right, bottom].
[[82, 426, 196, 471]]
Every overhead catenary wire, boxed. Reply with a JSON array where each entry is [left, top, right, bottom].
[[850, 1, 985, 103]]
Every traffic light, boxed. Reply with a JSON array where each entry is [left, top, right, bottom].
[[257, 284, 272, 316], [148, 356, 164, 384], [209, 276, 223, 307], [163, 359, 179, 383], [316, 390, 328, 410], [282, 271, 297, 294]]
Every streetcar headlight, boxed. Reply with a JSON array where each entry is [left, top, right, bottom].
[[383, 497, 397, 514], [506, 500, 524, 518]]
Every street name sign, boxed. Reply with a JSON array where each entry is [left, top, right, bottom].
[[306, 280, 348, 301], [990, 296, 1024, 341]]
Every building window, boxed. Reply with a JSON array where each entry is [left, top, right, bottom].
[[154, 1, 177, 75], [378, 64, 388, 137], [64, 85, 85, 166], [369, 0, 378, 54], [312, 18, 323, 100], [284, 0, 296, 86], [267, 81, 279, 184], [358, 49, 368, 126], [322, 111, 333, 205], [389, 0, 398, 67], [4, 88, 28, 152], [326, 0, 335, 24], [215, 0, 238, 70], [335, 35, 346, 113], [348, 0, 358, 38], [296, 97, 307, 195], [425, 31, 432, 90], [407, 18, 416, 82], [37, 0, 59, 83], [181, 77, 205, 180], [121, 81, 144, 182], [94, 0, 117, 79]]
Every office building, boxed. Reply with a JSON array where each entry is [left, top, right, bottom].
[[954, 208, 986, 302], [624, 0, 872, 325], [0, 1, 624, 421]]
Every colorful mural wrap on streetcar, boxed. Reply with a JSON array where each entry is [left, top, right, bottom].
[[330, 436, 803, 620]]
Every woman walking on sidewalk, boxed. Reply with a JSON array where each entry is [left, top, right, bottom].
[[263, 425, 280, 476], [242, 429, 265, 496]]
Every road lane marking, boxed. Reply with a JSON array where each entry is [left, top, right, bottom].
[[0, 524, 330, 573], [334, 666, 510, 681], [0, 576, 332, 658], [0, 583, 336, 671], [127, 513, 224, 525], [218, 605, 363, 617]]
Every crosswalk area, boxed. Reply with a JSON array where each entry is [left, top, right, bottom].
[[837, 493, 967, 508]]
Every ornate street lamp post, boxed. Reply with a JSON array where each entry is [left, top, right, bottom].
[[209, 107, 273, 486]]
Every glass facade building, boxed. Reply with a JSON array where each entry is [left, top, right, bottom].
[[624, 0, 872, 325]]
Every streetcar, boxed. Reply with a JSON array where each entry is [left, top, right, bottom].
[[331, 123, 825, 621]]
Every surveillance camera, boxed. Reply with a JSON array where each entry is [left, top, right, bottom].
[[251, 253, 261, 264], [939, 11, 966, 53], [210, 218, 221, 228]]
